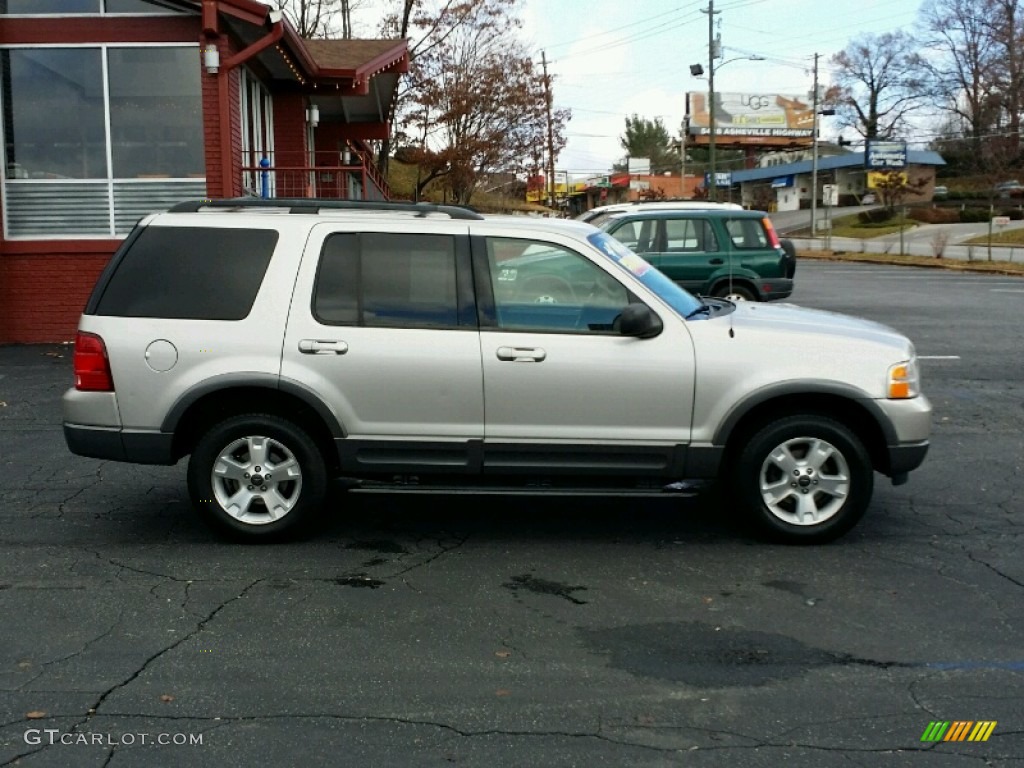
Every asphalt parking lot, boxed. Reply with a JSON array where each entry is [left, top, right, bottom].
[[1, 260, 1023, 767]]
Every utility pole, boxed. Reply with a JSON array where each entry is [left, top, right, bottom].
[[810, 52, 820, 239], [703, 0, 720, 201], [542, 50, 556, 213], [680, 119, 688, 198]]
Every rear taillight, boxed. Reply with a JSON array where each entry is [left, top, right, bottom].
[[74, 332, 114, 392], [762, 217, 782, 249]]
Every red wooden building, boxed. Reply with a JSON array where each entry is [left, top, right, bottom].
[[0, 0, 408, 343]]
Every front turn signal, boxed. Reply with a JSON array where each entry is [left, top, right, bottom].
[[887, 360, 919, 399]]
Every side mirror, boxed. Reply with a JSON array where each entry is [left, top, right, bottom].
[[617, 303, 662, 338]]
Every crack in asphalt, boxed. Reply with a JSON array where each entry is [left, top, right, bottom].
[[961, 544, 1024, 590], [0, 579, 264, 767], [15, 611, 125, 693], [388, 533, 469, 579]]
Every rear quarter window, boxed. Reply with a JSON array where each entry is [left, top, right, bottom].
[[724, 218, 770, 249], [93, 226, 278, 320]]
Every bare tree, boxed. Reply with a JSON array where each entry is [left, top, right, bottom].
[[917, 0, 1001, 154], [825, 31, 926, 140], [984, 0, 1024, 158], [269, 0, 362, 39]]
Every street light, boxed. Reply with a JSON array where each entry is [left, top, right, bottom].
[[690, 54, 764, 202]]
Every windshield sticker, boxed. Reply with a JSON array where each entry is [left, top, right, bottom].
[[618, 252, 651, 276], [592, 234, 652, 276]]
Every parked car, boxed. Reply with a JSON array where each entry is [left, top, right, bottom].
[[995, 180, 1024, 198], [577, 200, 743, 227], [63, 198, 931, 544], [598, 208, 795, 301], [932, 185, 949, 199]]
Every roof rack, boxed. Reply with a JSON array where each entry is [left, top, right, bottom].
[[167, 198, 484, 220]]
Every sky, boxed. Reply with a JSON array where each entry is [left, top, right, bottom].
[[351, 0, 926, 178]]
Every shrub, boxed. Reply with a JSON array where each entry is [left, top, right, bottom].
[[998, 208, 1024, 220], [858, 208, 895, 225], [908, 207, 959, 224], [960, 207, 991, 223]]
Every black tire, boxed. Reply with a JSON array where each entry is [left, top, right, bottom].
[[712, 283, 757, 301], [187, 413, 328, 541], [731, 415, 873, 543]]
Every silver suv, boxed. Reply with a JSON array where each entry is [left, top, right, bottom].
[[63, 199, 931, 543]]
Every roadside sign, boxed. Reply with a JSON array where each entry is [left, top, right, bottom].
[[865, 140, 908, 169], [993, 215, 1011, 227]]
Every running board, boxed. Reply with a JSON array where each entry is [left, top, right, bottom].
[[337, 478, 707, 497]]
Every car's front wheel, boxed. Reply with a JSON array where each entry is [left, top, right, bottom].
[[732, 415, 873, 543], [187, 414, 327, 541]]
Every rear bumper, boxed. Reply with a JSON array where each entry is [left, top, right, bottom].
[[759, 277, 794, 301], [64, 423, 177, 465]]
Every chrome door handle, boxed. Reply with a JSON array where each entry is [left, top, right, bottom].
[[496, 346, 546, 362], [299, 339, 349, 355], [709, 258, 724, 265]]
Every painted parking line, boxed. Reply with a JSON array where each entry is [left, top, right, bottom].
[[990, 288, 1024, 293]]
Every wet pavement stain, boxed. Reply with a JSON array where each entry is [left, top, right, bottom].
[[334, 574, 384, 589], [347, 540, 408, 554], [504, 574, 588, 605], [361, 557, 388, 568], [580, 622, 906, 687]]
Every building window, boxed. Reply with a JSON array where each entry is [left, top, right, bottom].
[[1, 45, 204, 237], [240, 68, 275, 197], [0, 0, 186, 14]]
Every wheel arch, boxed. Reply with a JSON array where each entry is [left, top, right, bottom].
[[714, 386, 894, 476], [164, 375, 344, 468]]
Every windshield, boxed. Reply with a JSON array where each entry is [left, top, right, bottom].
[[587, 231, 703, 318]]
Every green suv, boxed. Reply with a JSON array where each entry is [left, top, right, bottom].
[[599, 208, 794, 301]]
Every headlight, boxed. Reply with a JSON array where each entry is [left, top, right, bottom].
[[887, 358, 920, 399]]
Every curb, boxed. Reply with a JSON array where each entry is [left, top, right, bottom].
[[797, 250, 1024, 277]]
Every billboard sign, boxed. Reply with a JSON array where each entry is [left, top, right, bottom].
[[627, 157, 651, 174], [867, 171, 908, 189], [703, 171, 732, 187], [686, 92, 814, 145], [865, 141, 907, 169]]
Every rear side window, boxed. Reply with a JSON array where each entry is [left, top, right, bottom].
[[607, 219, 657, 253], [724, 218, 770, 249], [94, 226, 278, 320], [664, 218, 718, 252], [314, 232, 458, 328]]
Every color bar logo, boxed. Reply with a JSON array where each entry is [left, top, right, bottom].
[[921, 721, 997, 742]]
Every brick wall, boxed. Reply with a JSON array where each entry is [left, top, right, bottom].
[[0, 245, 117, 344]]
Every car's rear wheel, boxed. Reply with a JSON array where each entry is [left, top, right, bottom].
[[732, 415, 873, 543], [713, 283, 756, 301], [187, 414, 327, 541]]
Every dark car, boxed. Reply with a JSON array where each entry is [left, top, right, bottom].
[[598, 208, 794, 301]]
